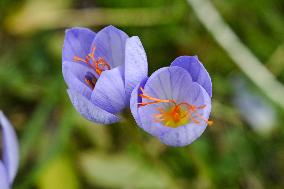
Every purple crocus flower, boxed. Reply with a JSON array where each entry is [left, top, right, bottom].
[[130, 56, 212, 147], [0, 111, 19, 189], [62, 26, 148, 124]]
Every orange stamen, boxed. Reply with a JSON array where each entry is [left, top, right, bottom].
[[73, 45, 111, 76], [176, 103, 213, 126], [84, 78, 95, 89], [138, 87, 213, 127], [73, 56, 89, 64], [138, 87, 175, 107]]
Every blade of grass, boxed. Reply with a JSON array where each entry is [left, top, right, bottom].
[[187, 0, 284, 109]]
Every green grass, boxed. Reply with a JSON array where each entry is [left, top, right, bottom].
[[1, 0, 284, 188]]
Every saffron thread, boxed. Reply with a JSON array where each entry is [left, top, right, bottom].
[[73, 45, 111, 88]]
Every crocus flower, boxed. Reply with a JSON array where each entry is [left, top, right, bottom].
[[0, 111, 19, 189], [62, 26, 148, 124], [130, 56, 212, 146]]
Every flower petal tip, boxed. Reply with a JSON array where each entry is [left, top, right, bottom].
[[0, 111, 19, 183], [125, 36, 148, 100], [67, 89, 120, 124], [171, 56, 212, 97]]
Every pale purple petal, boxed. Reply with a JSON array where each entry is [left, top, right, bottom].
[[0, 111, 19, 183], [130, 77, 148, 127], [62, 61, 96, 99], [62, 27, 96, 62], [159, 83, 211, 147], [0, 162, 9, 189], [91, 66, 126, 114], [171, 56, 212, 97], [67, 89, 120, 124], [92, 25, 129, 68], [125, 36, 148, 101], [142, 67, 192, 100]]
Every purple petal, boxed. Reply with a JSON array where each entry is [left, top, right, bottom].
[[0, 111, 19, 183], [130, 77, 148, 127], [62, 61, 97, 99], [158, 84, 211, 147], [143, 67, 192, 100], [62, 27, 96, 62], [92, 25, 129, 68], [171, 56, 212, 97], [91, 66, 126, 114], [125, 36, 148, 101], [0, 162, 9, 189], [67, 89, 120, 124]]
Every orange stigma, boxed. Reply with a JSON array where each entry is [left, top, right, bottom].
[[138, 87, 213, 128], [84, 72, 97, 90], [73, 45, 111, 77]]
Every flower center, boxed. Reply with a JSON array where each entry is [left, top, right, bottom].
[[73, 45, 111, 89], [138, 87, 213, 128], [155, 105, 190, 127]]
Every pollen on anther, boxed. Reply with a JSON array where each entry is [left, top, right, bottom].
[[72, 45, 111, 76]]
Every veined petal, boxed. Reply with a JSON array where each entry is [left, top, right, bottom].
[[62, 61, 94, 99], [159, 83, 211, 147], [125, 36, 148, 101], [62, 27, 96, 62], [143, 67, 192, 101], [67, 89, 120, 124], [92, 25, 129, 68], [0, 162, 9, 189], [171, 56, 212, 97], [91, 66, 126, 114], [130, 77, 148, 127], [0, 111, 19, 183]]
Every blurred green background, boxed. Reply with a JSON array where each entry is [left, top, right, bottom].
[[1, 0, 284, 188]]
